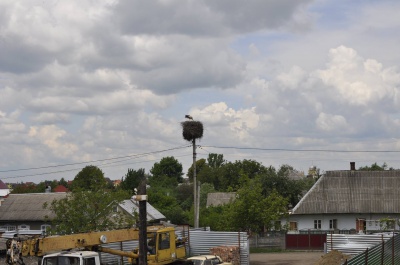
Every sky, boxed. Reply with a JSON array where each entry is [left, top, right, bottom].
[[1, 0, 400, 183]]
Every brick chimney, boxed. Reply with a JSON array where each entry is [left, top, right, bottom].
[[350, 162, 355, 170]]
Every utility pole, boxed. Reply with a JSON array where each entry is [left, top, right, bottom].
[[193, 138, 199, 228], [136, 181, 147, 265], [181, 115, 203, 229]]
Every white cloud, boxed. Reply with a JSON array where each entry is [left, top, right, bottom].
[[316, 46, 400, 106], [28, 125, 79, 158], [316, 113, 348, 132]]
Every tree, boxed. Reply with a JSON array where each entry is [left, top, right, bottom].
[[149, 157, 183, 187], [186, 159, 207, 182], [225, 176, 288, 233], [120, 168, 147, 193], [71, 165, 107, 191], [44, 189, 132, 234], [207, 153, 225, 168], [147, 185, 189, 225], [217, 159, 267, 191], [358, 162, 393, 171]]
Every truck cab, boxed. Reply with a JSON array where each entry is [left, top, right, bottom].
[[41, 251, 100, 265]]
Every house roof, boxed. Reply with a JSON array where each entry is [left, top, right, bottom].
[[0, 193, 68, 221], [206, 192, 236, 207], [119, 198, 166, 221], [0, 193, 165, 223], [0, 180, 8, 189], [292, 170, 400, 215], [53, 185, 69, 192]]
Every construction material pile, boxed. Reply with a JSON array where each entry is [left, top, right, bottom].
[[210, 246, 240, 265], [314, 250, 351, 265]]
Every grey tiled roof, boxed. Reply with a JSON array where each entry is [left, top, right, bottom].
[[0, 193, 68, 221], [292, 170, 400, 215], [206, 192, 236, 207]]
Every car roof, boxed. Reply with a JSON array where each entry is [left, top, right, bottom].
[[187, 255, 219, 260]]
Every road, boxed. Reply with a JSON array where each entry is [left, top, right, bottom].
[[250, 251, 324, 265]]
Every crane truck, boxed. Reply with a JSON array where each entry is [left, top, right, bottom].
[[5, 225, 188, 265]]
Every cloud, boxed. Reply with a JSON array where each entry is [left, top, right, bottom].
[[316, 113, 348, 132], [316, 46, 400, 107]]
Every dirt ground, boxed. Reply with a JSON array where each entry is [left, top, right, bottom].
[[1, 251, 350, 265], [250, 251, 345, 265]]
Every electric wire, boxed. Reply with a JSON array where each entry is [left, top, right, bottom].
[[199, 145, 400, 153], [0, 145, 191, 173]]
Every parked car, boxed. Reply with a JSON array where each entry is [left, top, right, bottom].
[[187, 255, 232, 265]]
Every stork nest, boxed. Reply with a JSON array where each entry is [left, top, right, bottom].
[[181, 121, 204, 141]]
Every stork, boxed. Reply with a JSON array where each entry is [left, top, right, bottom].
[[185, 115, 193, 120]]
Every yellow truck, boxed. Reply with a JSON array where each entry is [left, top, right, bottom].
[[6, 225, 187, 265]]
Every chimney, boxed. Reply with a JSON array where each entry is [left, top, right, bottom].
[[350, 162, 355, 170]]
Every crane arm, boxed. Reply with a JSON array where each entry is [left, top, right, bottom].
[[21, 228, 141, 256]]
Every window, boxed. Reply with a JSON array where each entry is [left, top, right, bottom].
[[329, 219, 337, 229], [18, 224, 30, 230], [274, 221, 281, 231], [289, 221, 298, 231], [43, 257, 80, 265], [314, 220, 321, 229], [84, 257, 96, 265], [1, 225, 16, 231], [158, 232, 170, 250]]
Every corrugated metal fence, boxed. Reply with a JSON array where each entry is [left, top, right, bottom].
[[99, 228, 249, 265], [326, 233, 393, 257], [189, 230, 249, 265], [342, 233, 400, 265]]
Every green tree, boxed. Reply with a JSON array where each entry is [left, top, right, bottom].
[[44, 189, 132, 234], [175, 183, 193, 211], [149, 157, 183, 187], [72, 165, 107, 191], [147, 185, 188, 225], [217, 159, 267, 191], [59, 177, 68, 188], [207, 153, 225, 168], [225, 176, 288, 233], [187, 158, 207, 182], [120, 168, 147, 193], [358, 162, 393, 171], [10, 182, 37, 194]]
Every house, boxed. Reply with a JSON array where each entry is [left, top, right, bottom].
[[206, 192, 236, 207], [0, 180, 10, 198], [0, 193, 67, 232], [0, 193, 166, 232], [284, 163, 400, 233], [118, 197, 166, 224], [53, 185, 69, 192]]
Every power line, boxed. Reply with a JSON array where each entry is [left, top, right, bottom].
[[0, 145, 191, 173], [199, 145, 400, 153]]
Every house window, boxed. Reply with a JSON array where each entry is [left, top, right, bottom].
[[1, 225, 16, 231], [41, 224, 51, 232], [18, 224, 30, 230], [329, 219, 337, 229], [314, 220, 321, 229], [112, 205, 118, 212], [274, 221, 281, 231], [289, 221, 298, 231]]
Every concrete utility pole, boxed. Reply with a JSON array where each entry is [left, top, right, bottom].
[[181, 115, 203, 229], [193, 138, 199, 228]]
